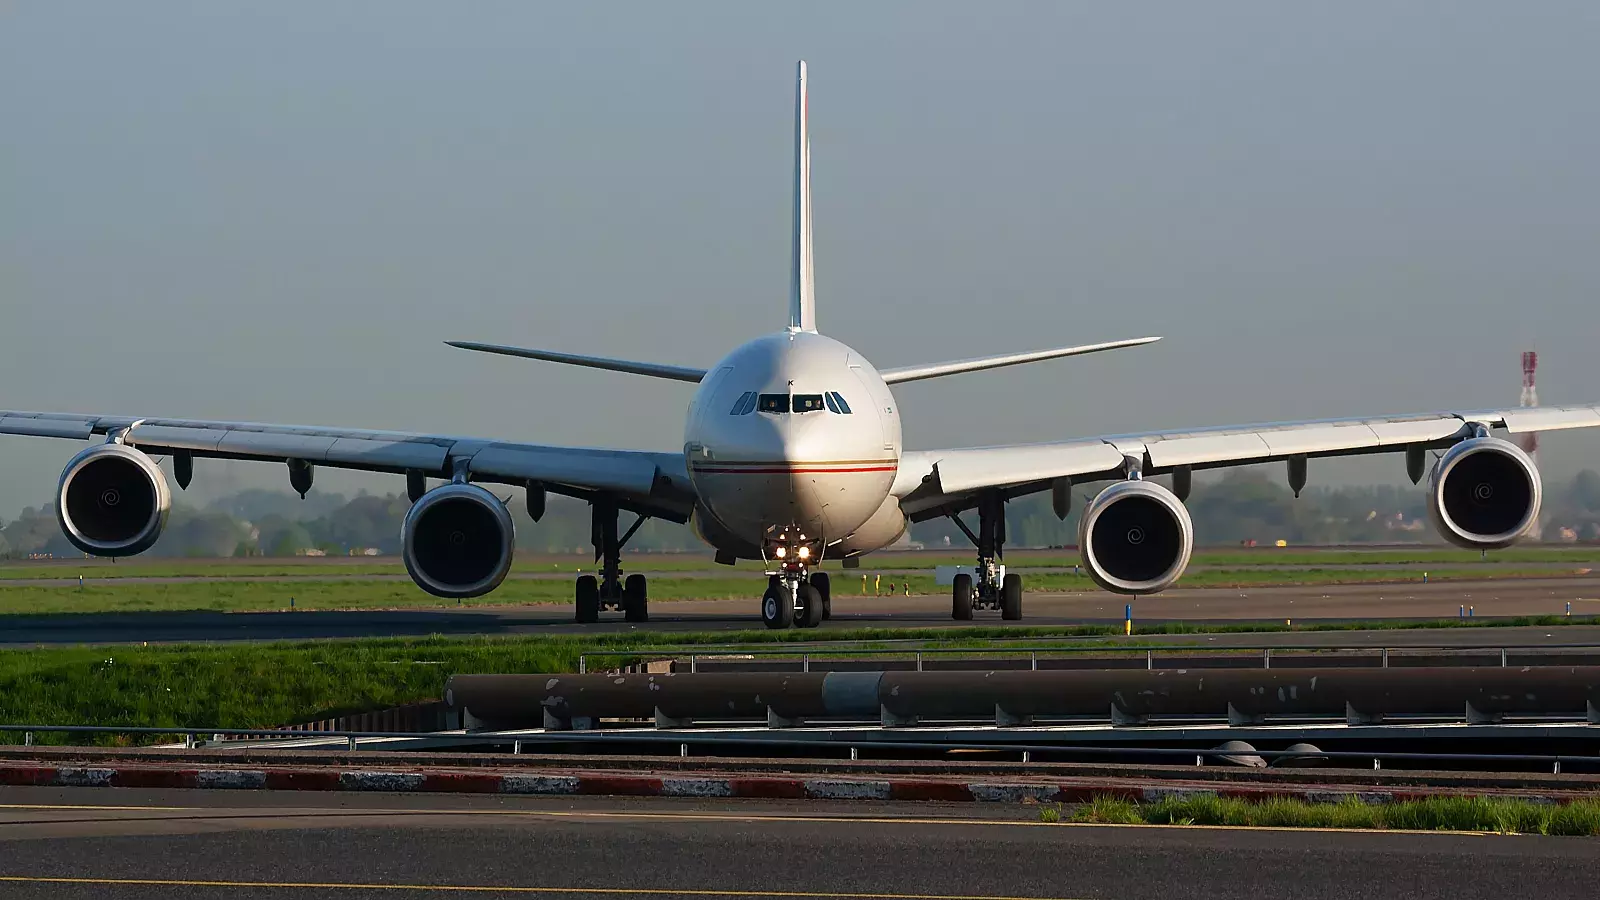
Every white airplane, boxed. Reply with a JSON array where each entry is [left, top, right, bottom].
[[6, 61, 1599, 629]]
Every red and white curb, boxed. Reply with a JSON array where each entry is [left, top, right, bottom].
[[0, 762, 1588, 806]]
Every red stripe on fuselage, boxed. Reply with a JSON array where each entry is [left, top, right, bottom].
[[693, 465, 897, 475]]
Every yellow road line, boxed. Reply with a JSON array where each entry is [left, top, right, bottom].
[[0, 876, 1084, 899]]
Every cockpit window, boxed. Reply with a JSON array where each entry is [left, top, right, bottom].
[[792, 394, 826, 413], [749, 392, 852, 414]]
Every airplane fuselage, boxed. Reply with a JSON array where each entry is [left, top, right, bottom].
[[683, 331, 907, 562]]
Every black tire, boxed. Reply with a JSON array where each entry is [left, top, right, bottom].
[[952, 573, 974, 621], [796, 582, 823, 628], [575, 575, 600, 624], [1001, 573, 1023, 621], [810, 572, 832, 621], [761, 584, 794, 630], [623, 573, 649, 623]]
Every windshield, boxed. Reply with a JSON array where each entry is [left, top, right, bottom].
[[757, 394, 789, 413], [792, 394, 826, 413]]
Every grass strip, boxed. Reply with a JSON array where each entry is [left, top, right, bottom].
[[1, 546, 1595, 580], [1051, 794, 1600, 836]]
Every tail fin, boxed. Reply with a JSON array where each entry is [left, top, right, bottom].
[[789, 60, 817, 332]]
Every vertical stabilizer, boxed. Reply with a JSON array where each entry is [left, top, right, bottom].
[[789, 61, 817, 332]]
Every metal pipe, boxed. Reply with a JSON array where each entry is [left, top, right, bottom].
[[448, 667, 1600, 731]]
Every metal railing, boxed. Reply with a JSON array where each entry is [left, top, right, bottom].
[[578, 641, 1600, 674], [0, 722, 1596, 774]]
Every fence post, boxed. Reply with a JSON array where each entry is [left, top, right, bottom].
[[690, 655, 698, 674], [1263, 648, 1272, 669], [1029, 652, 1037, 671], [802, 654, 810, 673], [916, 652, 923, 672], [348, 736, 358, 751], [1500, 648, 1508, 667], [1146, 650, 1154, 670], [579, 655, 587, 674]]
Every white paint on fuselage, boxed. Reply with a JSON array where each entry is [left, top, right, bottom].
[[684, 331, 901, 556]]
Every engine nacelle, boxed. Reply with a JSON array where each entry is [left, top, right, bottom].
[[56, 443, 171, 556], [1078, 480, 1194, 595], [1427, 436, 1541, 549], [402, 483, 515, 598]]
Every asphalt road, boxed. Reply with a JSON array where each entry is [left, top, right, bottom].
[[0, 787, 1592, 899], [2, 576, 1598, 645]]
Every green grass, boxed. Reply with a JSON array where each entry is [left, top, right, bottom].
[[6, 615, 1600, 741], [1056, 794, 1600, 835], [0, 565, 1591, 616], [2, 545, 1596, 581]]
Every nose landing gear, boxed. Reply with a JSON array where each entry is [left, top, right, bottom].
[[947, 492, 1023, 622], [759, 528, 828, 630], [575, 498, 651, 624]]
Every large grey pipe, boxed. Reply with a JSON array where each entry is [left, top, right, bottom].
[[447, 668, 1600, 730]]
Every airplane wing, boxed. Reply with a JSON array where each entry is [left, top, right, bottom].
[[0, 410, 696, 521], [893, 404, 1600, 521], [878, 336, 1160, 385]]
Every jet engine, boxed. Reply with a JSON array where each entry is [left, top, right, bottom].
[[1078, 480, 1194, 595], [401, 483, 515, 598], [1427, 436, 1541, 549], [56, 443, 172, 556]]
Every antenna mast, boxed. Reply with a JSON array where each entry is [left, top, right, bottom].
[[1519, 350, 1539, 462]]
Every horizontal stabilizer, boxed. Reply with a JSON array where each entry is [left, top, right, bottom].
[[878, 336, 1161, 385], [446, 341, 707, 383]]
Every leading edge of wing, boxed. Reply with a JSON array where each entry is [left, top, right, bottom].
[[445, 341, 707, 383], [0, 409, 695, 515], [898, 403, 1600, 499], [878, 336, 1161, 385]]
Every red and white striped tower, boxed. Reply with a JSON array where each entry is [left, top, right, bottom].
[[1519, 350, 1539, 461]]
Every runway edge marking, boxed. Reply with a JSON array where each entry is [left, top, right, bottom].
[[0, 761, 1589, 807]]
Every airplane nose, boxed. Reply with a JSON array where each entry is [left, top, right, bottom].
[[776, 414, 832, 463], [775, 417, 831, 527]]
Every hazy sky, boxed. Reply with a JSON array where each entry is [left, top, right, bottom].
[[3, 2, 1598, 516]]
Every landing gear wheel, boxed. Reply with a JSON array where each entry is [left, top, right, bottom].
[[575, 575, 600, 624], [762, 584, 794, 630], [952, 573, 974, 621], [623, 573, 649, 623], [796, 582, 823, 628], [1000, 573, 1023, 621], [809, 572, 831, 621]]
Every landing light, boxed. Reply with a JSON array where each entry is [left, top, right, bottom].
[[797, 546, 811, 560], [775, 546, 787, 558]]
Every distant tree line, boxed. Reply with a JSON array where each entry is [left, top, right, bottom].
[[3, 469, 1599, 559]]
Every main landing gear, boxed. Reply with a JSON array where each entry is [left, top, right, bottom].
[[759, 527, 831, 630], [575, 498, 650, 624], [948, 492, 1023, 622]]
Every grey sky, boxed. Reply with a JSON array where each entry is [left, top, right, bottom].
[[3, 2, 1597, 516]]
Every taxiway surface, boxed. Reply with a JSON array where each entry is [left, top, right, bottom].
[[0, 787, 1591, 899]]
